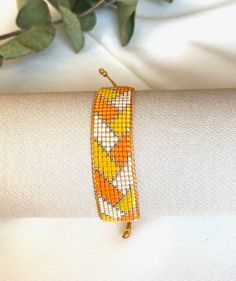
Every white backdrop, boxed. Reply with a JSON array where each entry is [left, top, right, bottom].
[[1, 1, 236, 281]]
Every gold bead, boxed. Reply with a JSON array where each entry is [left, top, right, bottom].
[[98, 68, 107, 77]]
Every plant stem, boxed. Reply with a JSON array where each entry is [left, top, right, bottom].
[[0, 0, 114, 41], [0, 30, 22, 41]]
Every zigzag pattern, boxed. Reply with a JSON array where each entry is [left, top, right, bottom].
[[91, 87, 140, 222]]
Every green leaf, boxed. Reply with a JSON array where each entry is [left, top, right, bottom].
[[0, 56, 3, 66], [49, 0, 96, 32], [118, 0, 138, 3], [18, 24, 55, 51], [74, 1, 96, 32], [163, 0, 173, 3], [0, 39, 31, 59], [80, 13, 96, 32], [117, 1, 138, 46], [59, 5, 84, 52], [16, 0, 52, 30], [0, 24, 55, 59], [47, 0, 77, 10]]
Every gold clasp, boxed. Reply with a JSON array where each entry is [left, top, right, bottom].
[[98, 68, 117, 87], [122, 222, 132, 239]]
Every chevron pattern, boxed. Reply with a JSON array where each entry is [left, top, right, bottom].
[[91, 87, 140, 222]]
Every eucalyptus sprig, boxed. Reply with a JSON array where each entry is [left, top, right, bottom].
[[0, 0, 173, 66]]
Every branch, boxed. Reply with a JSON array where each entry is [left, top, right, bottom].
[[0, 0, 113, 41]]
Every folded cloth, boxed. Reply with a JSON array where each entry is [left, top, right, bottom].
[[1, 89, 236, 217]]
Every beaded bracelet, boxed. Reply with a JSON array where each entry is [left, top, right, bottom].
[[91, 69, 140, 238]]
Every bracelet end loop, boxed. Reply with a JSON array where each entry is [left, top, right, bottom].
[[122, 222, 132, 239], [98, 68, 117, 87]]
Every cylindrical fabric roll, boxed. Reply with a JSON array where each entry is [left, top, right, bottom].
[[0, 89, 236, 217]]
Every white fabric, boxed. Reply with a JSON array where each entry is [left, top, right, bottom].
[[1, 1, 236, 281], [1, 89, 236, 217]]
